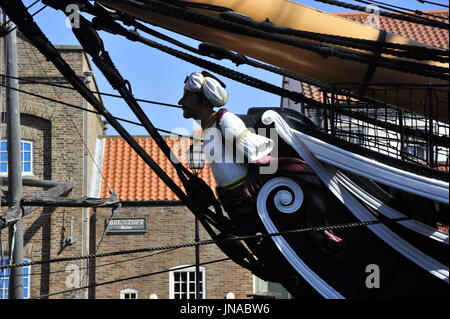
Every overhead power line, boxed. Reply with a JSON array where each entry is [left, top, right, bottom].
[[311, 0, 449, 29], [0, 73, 181, 109], [0, 82, 194, 140]]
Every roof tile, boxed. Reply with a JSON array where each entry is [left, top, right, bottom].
[[301, 10, 449, 101], [101, 137, 217, 201]]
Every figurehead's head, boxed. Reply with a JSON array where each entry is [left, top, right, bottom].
[[178, 71, 228, 120]]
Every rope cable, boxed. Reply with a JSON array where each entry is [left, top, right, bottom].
[[0, 248, 178, 278], [113, 0, 448, 80], [417, 0, 449, 9], [0, 216, 414, 270], [356, 0, 449, 20], [0, 4, 48, 37], [217, 11, 449, 63], [125, 13, 449, 64], [0, 72, 181, 108], [310, 0, 449, 29], [0, 0, 40, 28], [30, 257, 230, 299], [353, 0, 450, 24], [0, 82, 194, 140]]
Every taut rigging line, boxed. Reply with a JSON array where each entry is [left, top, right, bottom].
[[0, 81, 194, 140], [0, 216, 414, 271], [100, 0, 448, 80], [1, 0, 269, 281], [312, 0, 449, 29]]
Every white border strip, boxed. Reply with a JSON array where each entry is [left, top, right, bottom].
[[283, 123, 448, 204], [256, 178, 345, 299], [262, 110, 449, 282], [335, 170, 449, 245]]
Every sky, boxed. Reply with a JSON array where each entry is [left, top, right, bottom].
[[16, 0, 449, 136]]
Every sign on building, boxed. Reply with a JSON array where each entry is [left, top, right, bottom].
[[106, 218, 147, 233]]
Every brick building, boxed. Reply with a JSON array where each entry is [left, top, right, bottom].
[[0, 32, 278, 299], [0, 31, 105, 299], [91, 137, 259, 299]]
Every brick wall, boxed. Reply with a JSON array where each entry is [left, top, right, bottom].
[[0, 31, 254, 299], [92, 205, 254, 299], [0, 32, 104, 299]]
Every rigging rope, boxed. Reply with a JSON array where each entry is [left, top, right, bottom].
[[0, 248, 178, 278], [0, 4, 48, 37], [0, 216, 414, 270], [30, 257, 230, 299], [355, 0, 449, 20], [311, 0, 449, 29], [0, 81, 194, 139], [90, 19, 450, 148], [123, 5, 449, 62], [417, 0, 449, 9], [218, 11, 449, 63], [0, 0, 40, 29], [112, 0, 448, 80], [353, 0, 449, 24], [0, 73, 181, 109]]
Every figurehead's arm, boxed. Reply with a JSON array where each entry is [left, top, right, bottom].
[[218, 111, 274, 162]]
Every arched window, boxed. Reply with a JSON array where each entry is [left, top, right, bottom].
[[169, 265, 206, 299]]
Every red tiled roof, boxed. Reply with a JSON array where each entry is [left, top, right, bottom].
[[100, 137, 217, 201], [301, 10, 449, 101]]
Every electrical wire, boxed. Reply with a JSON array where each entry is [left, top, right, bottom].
[[0, 73, 182, 109], [0, 82, 194, 140]]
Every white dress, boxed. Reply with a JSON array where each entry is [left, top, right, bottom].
[[203, 111, 274, 187]]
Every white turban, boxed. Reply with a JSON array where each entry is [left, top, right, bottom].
[[184, 72, 228, 107]]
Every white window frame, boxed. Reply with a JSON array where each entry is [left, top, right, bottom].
[[120, 288, 138, 299], [0, 258, 32, 299], [169, 265, 206, 299], [0, 140, 34, 176]]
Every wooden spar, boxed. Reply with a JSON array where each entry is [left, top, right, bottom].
[[97, 0, 448, 122], [0, 181, 75, 229]]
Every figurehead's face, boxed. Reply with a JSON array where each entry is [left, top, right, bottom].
[[178, 90, 206, 120]]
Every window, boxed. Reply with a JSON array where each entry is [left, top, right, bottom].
[[120, 288, 138, 299], [0, 258, 31, 299], [0, 140, 33, 174], [169, 266, 205, 299]]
